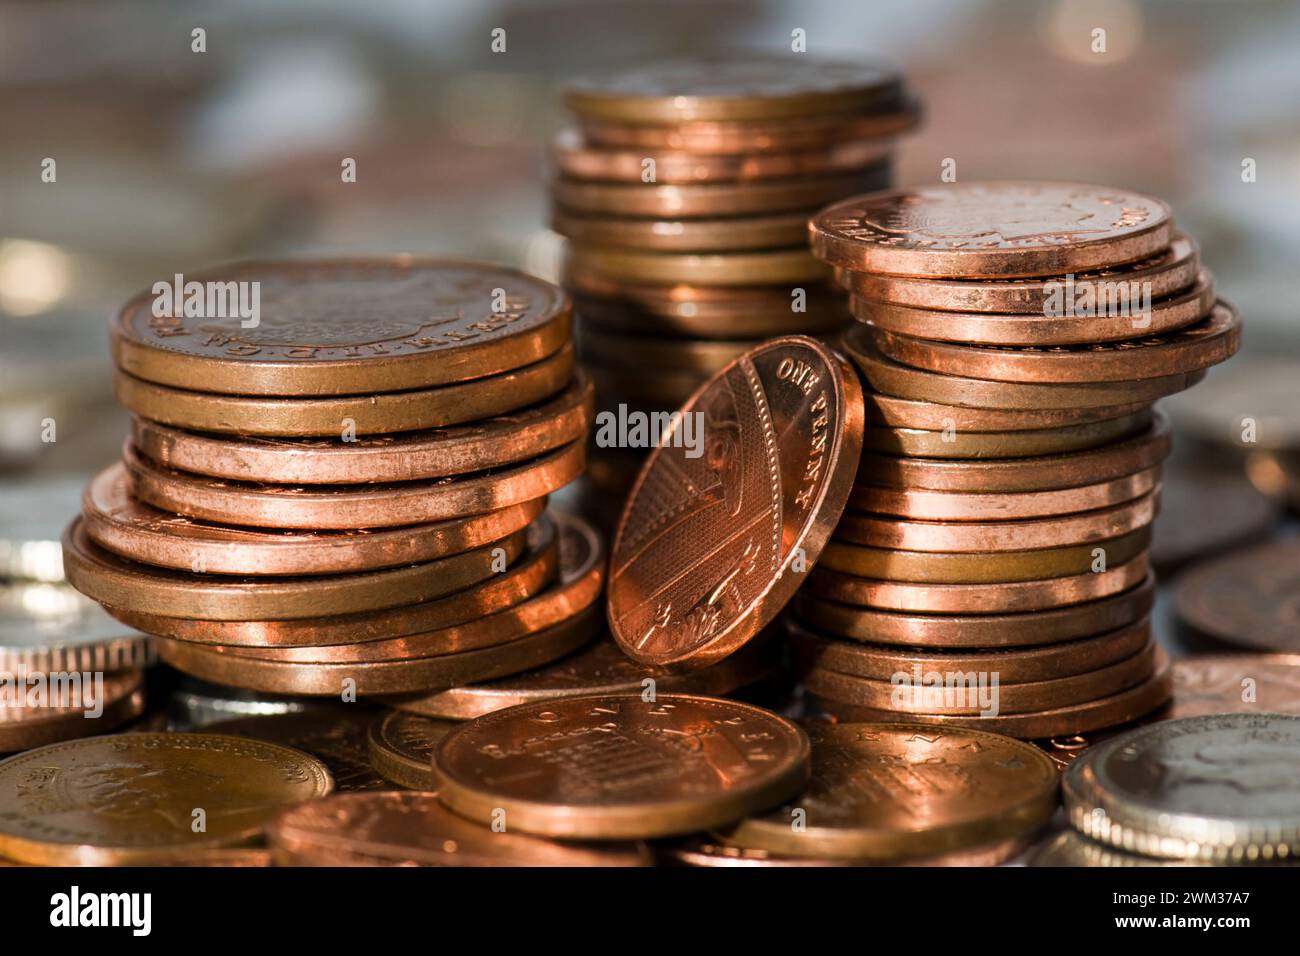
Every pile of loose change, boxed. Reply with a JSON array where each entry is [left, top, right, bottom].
[[792, 181, 1240, 738], [550, 55, 919, 502]]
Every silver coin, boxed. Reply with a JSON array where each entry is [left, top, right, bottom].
[[0, 581, 154, 673], [0, 476, 86, 581], [168, 677, 317, 729]]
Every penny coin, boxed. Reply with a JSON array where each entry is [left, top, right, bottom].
[[608, 337, 864, 668], [850, 467, 1159, 520], [129, 375, 593, 484], [554, 209, 809, 252], [366, 710, 457, 790], [586, 365, 709, 409], [1064, 713, 1300, 862], [563, 56, 903, 124], [869, 300, 1240, 383], [1175, 540, 1300, 652], [862, 392, 1150, 431], [811, 182, 1173, 278], [843, 326, 1205, 409], [432, 694, 810, 839], [851, 270, 1214, 346], [552, 128, 892, 184], [0, 582, 154, 674], [718, 722, 1057, 860], [581, 325, 750, 374], [63, 517, 524, 621], [113, 342, 576, 437], [385, 633, 781, 720], [109, 515, 560, 648], [204, 709, 388, 791], [123, 439, 582, 529], [1167, 655, 1300, 719], [83, 463, 543, 575], [838, 234, 1201, 313], [1150, 459, 1279, 574], [0, 671, 145, 753], [859, 408, 1152, 459], [0, 732, 333, 865], [268, 791, 651, 867], [111, 258, 571, 396], [1033, 726, 1133, 771], [567, 244, 829, 286]]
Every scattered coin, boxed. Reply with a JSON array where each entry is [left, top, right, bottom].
[[0, 671, 145, 753], [1175, 539, 1300, 652], [204, 709, 389, 791], [1167, 654, 1300, 718], [366, 709, 456, 790], [1150, 458, 1279, 574]]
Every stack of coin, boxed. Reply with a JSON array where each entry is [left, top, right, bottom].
[[796, 182, 1241, 738], [62, 258, 604, 698], [550, 56, 919, 503]]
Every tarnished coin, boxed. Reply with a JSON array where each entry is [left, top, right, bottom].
[[366, 710, 457, 790], [1064, 713, 1300, 861], [609, 336, 864, 667], [432, 694, 810, 839], [1175, 540, 1300, 652], [269, 791, 651, 867], [811, 182, 1173, 278], [1168, 655, 1300, 719], [0, 582, 153, 674], [718, 722, 1057, 860], [111, 258, 571, 396], [0, 732, 333, 865], [0, 671, 146, 753], [204, 709, 389, 791]]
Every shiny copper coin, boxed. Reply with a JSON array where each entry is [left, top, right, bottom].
[[204, 708, 388, 791], [385, 633, 781, 720], [811, 182, 1173, 278], [581, 325, 750, 374], [851, 269, 1215, 346], [837, 234, 1201, 313], [63, 517, 523, 621], [113, 343, 576, 437], [1175, 540, 1300, 652], [554, 209, 808, 252], [103, 513, 558, 647], [0, 582, 154, 675], [269, 791, 651, 867], [804, 554, 1151, 617], [111, 258, 571, 396], [609, 337, 864, 667], [850, 467, 1159, 520], [1167, 654, 1300, 719], [718, 722, 1057, 861], [860, 407, 1152, 459], [432, 693, 811, 839], [1151, 459, 1279, 574], [563, 56, 903, 124], [129, 375, 593, 484], [567, 243, 829, 286], [552, 127, 893, 183], [0, 671, 145, 753], [818, 526, 1151, 584], [366, 710, 456, 790], [553, 168, 890, 219], [0, 732, 333, 865], [843, 326, 1205, 409], [863, 391, 1149, 431], [84, 463, 542, 575], [123, 439, 582, 529], [870, 300, 1240, 383]]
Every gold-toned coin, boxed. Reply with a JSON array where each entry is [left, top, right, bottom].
[[567, 244, 829, 286], [204, 708, 389, 791], [366, 710, 456, 789], [553, 209, 808, 252]]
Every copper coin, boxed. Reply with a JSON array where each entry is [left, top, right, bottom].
[[113, 342, 576, 437], [581, 325, 750, 374], [851, 270, 1215, 346], [123, 439, 582, 529], [817, 526, 1151, 584], [790, 617, 1152, 683], [850, 467, 1160, 520], [854, 412, 1171, 493], [385, 633, 781, 720], [63, 517, 524, 621], [609, 337, 864, 668], [567, 244, 830, 286], [1175, 540, 1300, 652], [268, 791, 651, 867], [1150, 459, 1279, 574], [1033, 726, 1131, 771], [554, 209, 809, 252], [103, 512, 559, 647], [552, 127, 893, 184], [811, 182, 1173, 278], [1167, 654, 1300, 718], [869, 300, 1240, 383], [204, 708, 388, 791], [111, 258, 572, 396], [586, 364, 708, 409], [0, 582, 154, 675], [432, 693, 811, 839], [563, 56, 903, 124], [83, 463, 543, 575], [859, 407, 1152, 459], [843, 326, 1205, 409], [0, 671, 145, 753], [660, 832, 1030, 867], [804, 556, 1152, 618], [553, 167, 890, 219], [128, 375, 593, 484], [834, 492, 1158, 553], [0, 732, 333, 865], [717, 722, 1057, 861], [366, 709, 456, 790], [838, 234, 1200, 313], [862, 391, 1150, 431]]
